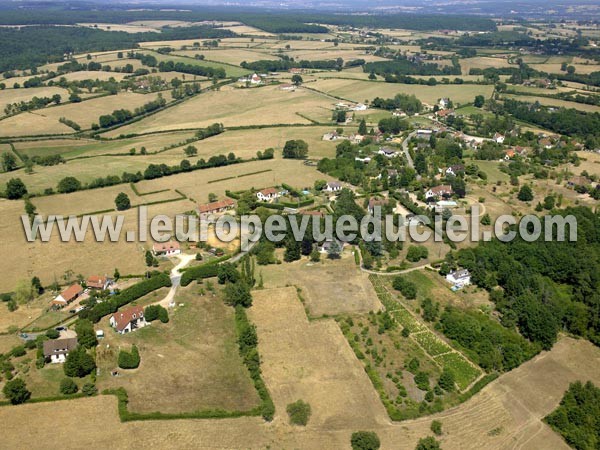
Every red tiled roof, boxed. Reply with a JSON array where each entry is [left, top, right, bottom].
[[429, 185, 453, 195], [87, 275, 107, 289], [111, 306, 144, 332], [56, 284, 83, 303], [198, 198, 235, 214], [259, 187, 278, 196]]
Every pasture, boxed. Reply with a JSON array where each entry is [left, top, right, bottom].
[[174, 48, 279, 66], [503, 94, 600, 112], [0, 86, 70, 116]]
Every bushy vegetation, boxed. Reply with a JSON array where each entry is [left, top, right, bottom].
[[2, 378, 31, 404], [144, 304, 169, 323], [64, 347, 96, 377], [286, 399, 311, 426], [351, 431, 381, 450], [59, 377, 79, 395], [546, 381, 600, 450], [118, 345, 141, 369], [392, 276, 417, 300]]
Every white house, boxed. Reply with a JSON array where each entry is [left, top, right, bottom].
[[352, 103, 368, 111], [323, 181, 342, 193], [446, 269, 471, 288], [425, 185, 453, 199], [256, 187, 281, 202], [152, 240, 181, 256], [355, 156, 371, 163], [493, 133, 505, 144], [43, 337, 78, 364], [110, 305, 147, 334], [439, 98, 450, 109], [417, 129, 433, 137], [445, 164, 465, 177]]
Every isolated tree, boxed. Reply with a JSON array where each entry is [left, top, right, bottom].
[[184, 145, 198, 157], [310, 248, 320, 262], [3, 378, 31, 404], [351, 431, 381, 450], [282, 139, 308, 159], [430, 420, 443, 436], [286, 400, 311, 426], [480, 213, 491, 226], [118, 345, 140, 369], [327, 240, 342, 259], [114, 192, 131, 211], [291, 74, 303, 86], [284, 238, 301, 262], [57, 176, 82, 193], [1, 152, 17, 172], [358, 119, 367, 135], [64, 347, 96, 377], [517, 185, 534, 202], [74, 319, 97, 349], [6, 178, 27, 199], [473, 95, 485, 108]]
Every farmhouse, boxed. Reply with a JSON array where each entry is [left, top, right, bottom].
[[256, 187, 281, 202], [279, 83, 295, 91], [323, 181, 342, 193], [110, 305, 147, 334], [425, 185, 453, 199], [417, 129, 433, 137], [539, 137, 553, 149], [322, 130, 343, 141], [52, 284, 83, 308], [446, 269, 471, 288], [86, 275, 111, 290], [493, 133, 505, 144], [438, 98, 451, 109], [198, 198, 235, 216], [152, 240, 181, 256], [43, 337, 78, 364]]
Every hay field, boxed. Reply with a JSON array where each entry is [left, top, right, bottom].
[[77, 23, 162, 33], [133, 158, 333, 201], [575, 150, 600, 177], [249, 287, 389, 428], [141, 51, 247, 77], [532, 62, 600, 75], [174, 48, 279, 65], [0, 300, 44, 333], [503, 94, 600, 112], [261, 252, 382, 316], [1, 336, 598, 448], [221, 25, 275, 36], [0, 198, 195, 292], [96, 284, 260, 414], [14, 130, 196, 159], [308, 78, 495, 105], [460, 57, 513, 75], [0, 86, 70, 116], [51, 71, 130, 82], [163, 126, 339, 160], [281, 49, 387, 63], [103, 85, 334, 136], [0, 112, 72, 137], [41, 92, 163, 129]]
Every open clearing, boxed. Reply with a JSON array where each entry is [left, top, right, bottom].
[[96, 284, 260, 414], [308, 78, 495, 105], [262, 250, 382, 316]]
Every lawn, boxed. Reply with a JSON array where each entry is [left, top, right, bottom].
[[96, 284, 261, 414]]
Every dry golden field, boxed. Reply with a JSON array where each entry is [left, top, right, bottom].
[[0, 111, 72, 137], [96, 284, 261, 414], [503, 94, 600, 112], [102, 85, 335, 136], [0, 86, 70, 116], [220, 24, 275, 36], [261, 251, 382, 316], [460, 57, 514, 75], [174, 48, 279, 65], [308, 78, 495, 105]]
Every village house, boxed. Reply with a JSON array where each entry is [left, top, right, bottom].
[[52, 284, 83, 308], [446, 269, 471, 288], [355, 156, 371, 163], [289, 68, 305, 74], [152, 240, 181, 257], [493, 133, 505, 144], [351, 103, 368, 111], [110, 305, 147, 334], [323, 181, 343, 193], [438, 98, 451, 109], [425, 185, 453, 200], [322, 130, 343, 141], [539, 137, 553, 149], [43, 337, 78, 364], [349, 133, 364, 144], [198, 198, 235, 216], [368, 197, 388, 215], [378, 147, 398, 158], [417, 129, 433, 138], [445, 164, 465, 177], [86, 275, 111, 291], [256, 187, 282, 202], [436, 109, 454, 119]]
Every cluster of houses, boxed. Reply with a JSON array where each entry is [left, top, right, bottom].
[[51, 275, 112, 309], [322, 130, 365, 144], [237, 73, 265, 86], [334, 101, 368, 112]]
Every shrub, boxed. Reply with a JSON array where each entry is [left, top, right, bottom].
[[415, 436, 441, 450], [351, 431, 381, 450], [3, 378, 31, 404], [392, 276, 417, 300], [82, 383, 98, 396], [406, 245, 428, 262], [144, 304, 169, 323], [431, 420, 443, 436], [286, 400, 311, 426], [45, 329, 60, 339], [118, 345, 140, 369], [10, 345, 26, 358], [59, 377, 78, 395]]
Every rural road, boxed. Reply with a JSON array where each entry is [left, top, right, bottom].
[[401, 130, 417, 169]]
